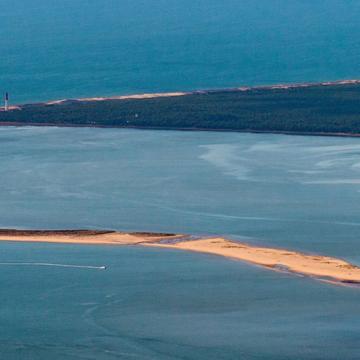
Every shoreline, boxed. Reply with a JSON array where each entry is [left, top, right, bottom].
[[1, 121, 360, 139], [1, 229, 360, 285], [2, 78, 360, 109], [40, 79, 360, 107], [0, 229, 182, 245], [1, 78, 360, 138]]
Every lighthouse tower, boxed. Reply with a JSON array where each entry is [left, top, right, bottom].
[[4, 92, 9, 111]]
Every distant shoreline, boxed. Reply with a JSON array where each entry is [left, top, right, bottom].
[[1, 229, 360, 286], [3, 78, 360, 108], [1, 79, 360, 137]]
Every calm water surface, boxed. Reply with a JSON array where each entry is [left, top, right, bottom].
[[2, 1, 360, 357], [1, 0, 359, 103], [0, 127, 360, 359]]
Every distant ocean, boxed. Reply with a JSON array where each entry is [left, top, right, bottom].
[[1, 0, 360, 104]]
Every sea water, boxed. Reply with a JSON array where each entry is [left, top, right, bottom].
[[1, 0, 360, 104], [0, 127, 360, 359]]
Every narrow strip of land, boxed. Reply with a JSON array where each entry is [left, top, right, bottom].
[[2, 79, 360, 109], [1, 79, 360, 137], [1, 229, 359, 285], [148, 238, 360, 284], [0, 229, 181, 245]]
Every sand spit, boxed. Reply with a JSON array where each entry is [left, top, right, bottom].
[[148, 238, 360, 284], [1, 229, 359, 284]]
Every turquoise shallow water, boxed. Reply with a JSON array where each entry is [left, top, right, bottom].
[[1, 0, 360, 104], [0, 127, 360, 358]]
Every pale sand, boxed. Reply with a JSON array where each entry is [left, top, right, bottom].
[[0, 105, 21, 111], [0, 79, 357, 110], [46, 92, 187, 105], [1, 230, 360, 284], [41, 79, 360, 107], [0, 230, 182, 245], [148, 238, 360, 283]]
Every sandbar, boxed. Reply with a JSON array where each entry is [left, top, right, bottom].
[[1, 229, 359, 284], [0, 229, 181, 245], [148, 238, 360, 284]]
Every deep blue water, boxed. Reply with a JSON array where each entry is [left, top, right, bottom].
[[1, 0, 360, 104], [0, 127, 360, 359]]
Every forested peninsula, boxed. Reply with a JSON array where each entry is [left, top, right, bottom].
[[1, 80, 360, 136]]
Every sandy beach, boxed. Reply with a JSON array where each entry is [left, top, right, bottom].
[[45, 92, 188, 105], [1, 230, 359, 284], [0, 105, 21, 112]]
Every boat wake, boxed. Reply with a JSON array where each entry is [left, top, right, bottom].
[[0, 262, 106, 270]]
